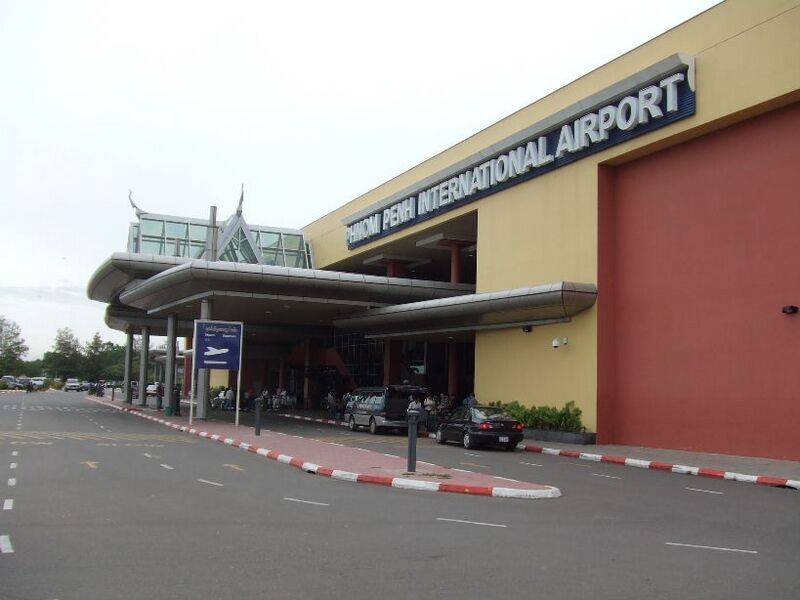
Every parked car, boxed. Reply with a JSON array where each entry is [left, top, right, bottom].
[[345, 385, 429, 434], [80, 382, 96, 392], [146, 383, 161, 396], [1, 375, 20, 389], [435, 405, 524, 450], [30, 377, 46, 389], [64, 378, 82, 391]]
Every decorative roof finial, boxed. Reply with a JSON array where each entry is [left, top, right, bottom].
[[128, 189, 145, 217], [237, 184, 244, 216]]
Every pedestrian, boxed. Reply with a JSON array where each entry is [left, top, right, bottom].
[[462, 392, 477, 407], [424, 392, 437, 431], [326, 389, 337, 419], [224, 387, 234, 411], [408, 394, 424, 433]]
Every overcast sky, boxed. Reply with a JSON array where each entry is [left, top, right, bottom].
[[0, 0, 720, 361]]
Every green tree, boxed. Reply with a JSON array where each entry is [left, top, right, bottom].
[[0, 316, 29, 375], [83, 333, 105, 381], [42, 328, 83, 380]]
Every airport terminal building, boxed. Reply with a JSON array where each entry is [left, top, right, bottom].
[[88, 0, 800, 460]]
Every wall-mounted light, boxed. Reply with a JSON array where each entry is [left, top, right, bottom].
[[782, 305, 798, 315], [552, 337, 569, 349], [522, 325, 533, 333]]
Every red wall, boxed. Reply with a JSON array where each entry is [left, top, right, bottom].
[[598, 102, 800, 460]]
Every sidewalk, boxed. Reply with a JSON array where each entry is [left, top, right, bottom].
[[90, 397, 561, 500], [267, 407, 800, 490], [102, 399, 800, 491]]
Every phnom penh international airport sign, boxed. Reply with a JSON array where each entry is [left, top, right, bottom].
[[345, 58, 695, 249]]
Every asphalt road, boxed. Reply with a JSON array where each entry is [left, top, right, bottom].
[[1, 392, 798, 600]]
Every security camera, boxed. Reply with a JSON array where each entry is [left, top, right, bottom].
[[552, 337, 568, 349], [522, 325, 533, 333]]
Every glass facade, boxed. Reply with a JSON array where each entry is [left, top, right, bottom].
[[127, 213, 313, 268]]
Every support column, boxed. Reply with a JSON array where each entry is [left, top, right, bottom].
[[184, 337, 193, 397], [448, 342, 459, 399], [195, 299, 212, 419], [383, 340, 402, 386], [279, 357, 287, 391], [165, 314, 176, 414], [385, 260, 408, 278], [138, 326, 150, 407], [303, 340, 311, 409], [439, 239, 472, 284], [123, 332, 133, 404]]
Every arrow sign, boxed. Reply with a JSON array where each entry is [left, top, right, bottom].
[[223, 464, 244, 472]]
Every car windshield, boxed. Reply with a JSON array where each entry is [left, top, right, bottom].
[[471, 406, 515, 420]]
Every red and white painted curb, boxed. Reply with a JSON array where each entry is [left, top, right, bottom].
[[93, 401, 559, 500], [275, 412, 800, 491], [516, 445, 800, 490]]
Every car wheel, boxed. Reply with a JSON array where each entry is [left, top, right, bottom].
[[504, 442, 518, 451], [462, 431, 475, 450], [348, 416, 357, 431], [369, 418, 378, 435], [435, 427, 445, 444]]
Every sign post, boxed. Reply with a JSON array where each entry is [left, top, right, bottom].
[[194, 319, 244, 426]]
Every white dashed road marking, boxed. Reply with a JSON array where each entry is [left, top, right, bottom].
[[196, 478, 224, 487], [685, 487, 724, 495], [2, 499, 12, 510], [9, 463, 17, 470], [7, 478, 15, 487], [0, 535, 13, 553], [283, 497, 330, 507], [11, 451, 18, 457], [520, 462, 543, 467], [666, 542, 757, 554], [160, 464, 174, 470], [436, 518, 507, 528], [592, 473, 622, 479]]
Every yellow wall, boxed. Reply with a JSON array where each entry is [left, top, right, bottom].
[[302, 0, 800, 431], [210, 370, 229, 389]]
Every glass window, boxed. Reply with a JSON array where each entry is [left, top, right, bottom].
[[282, 233, 304, 251], [472, 407, 513, 420], [451, 407, 469, 421], [219, 228, 259, 264], [284, 251, 307, 268], [261, 249, 284, 266], [191, 242, 206, 258], [128, 224, 140, 253], [140, 218, 164, 237], [165, 221, 188, 238], [189, 224, 208, 241], [258, 231, 282, 251], [141, 238, 164, 254]]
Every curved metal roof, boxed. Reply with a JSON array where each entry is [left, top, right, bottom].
[[116, 257, 474, 313], [333, 281, 597, 337]]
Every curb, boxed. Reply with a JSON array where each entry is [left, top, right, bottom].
[[274, 412, 799, 492], [518, 444, 800, 491], [91, 399, 560, 500]]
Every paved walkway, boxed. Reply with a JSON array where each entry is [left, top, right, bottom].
[[90, 397, 560, 500], [267, 408, 800, 490], [105, 399, 800, 491]]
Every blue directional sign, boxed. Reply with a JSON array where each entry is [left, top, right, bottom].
[[194, 320, 243, 370]]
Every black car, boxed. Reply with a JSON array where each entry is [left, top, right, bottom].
[[435, 405, 524, 450]]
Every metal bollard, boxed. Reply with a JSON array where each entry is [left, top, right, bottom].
[[407, 409, 420, 473], [255, 396, 263, 436]]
